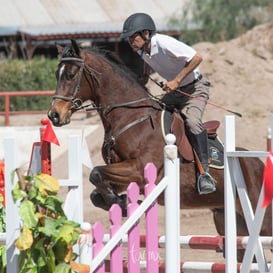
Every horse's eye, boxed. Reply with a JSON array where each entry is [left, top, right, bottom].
[[66, 72, 75, 80], [65, 66, 79, 80]]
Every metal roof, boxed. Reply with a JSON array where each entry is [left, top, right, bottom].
[[0, 0, 185, 37]]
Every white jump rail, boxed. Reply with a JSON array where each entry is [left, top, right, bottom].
[[1, 135, 83, 273], [224, 115, 272, 273]]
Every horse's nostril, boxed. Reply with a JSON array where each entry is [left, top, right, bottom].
[[48, 111, 60, 125]]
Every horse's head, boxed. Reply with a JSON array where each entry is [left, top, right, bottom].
[[48, 40, 99, 126], [48, 39, 152, 127]]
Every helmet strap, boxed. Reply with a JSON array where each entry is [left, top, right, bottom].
[[140, 31, 151, 56]]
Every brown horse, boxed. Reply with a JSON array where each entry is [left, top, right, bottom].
[[48, 40, 271, 259]]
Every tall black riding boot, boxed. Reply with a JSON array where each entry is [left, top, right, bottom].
[[189, 130, 216, 195]]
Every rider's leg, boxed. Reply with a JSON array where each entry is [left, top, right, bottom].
[[187, 130, 216, 194], [181, 78, 216, 194]]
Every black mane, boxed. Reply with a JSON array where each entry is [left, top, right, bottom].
[[90, 47, 143, 86], [61, 42, 145, 88]]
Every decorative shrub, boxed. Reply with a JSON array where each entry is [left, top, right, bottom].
[[12, 171, 81, 273], [0, 57, 58, 111]]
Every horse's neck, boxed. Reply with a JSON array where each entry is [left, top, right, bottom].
[[87, 53, 146, 105], [97, 78, 148, 107], [100, 114, 112, 130]]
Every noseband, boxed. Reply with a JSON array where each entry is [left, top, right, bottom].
[[52, 57, 88, 110]]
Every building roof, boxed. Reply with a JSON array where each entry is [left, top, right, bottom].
[[0, 0, 185, 39]]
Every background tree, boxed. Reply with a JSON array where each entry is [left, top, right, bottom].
[[170, 0, 273, 44]]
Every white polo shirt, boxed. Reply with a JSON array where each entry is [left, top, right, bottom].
[[139, 33, 201, 87]]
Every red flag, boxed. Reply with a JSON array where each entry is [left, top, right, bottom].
[[262, 151, 273, 208], [42, 119, 60, 146]]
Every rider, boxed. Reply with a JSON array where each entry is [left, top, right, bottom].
[[121, 13, 216, 195]]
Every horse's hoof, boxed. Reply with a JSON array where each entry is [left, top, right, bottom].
[[90, 190, 111, 211], [118, 194, 127, 217], [117, 195, 143, 217]]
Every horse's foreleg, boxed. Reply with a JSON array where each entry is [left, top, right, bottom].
[[90, 167, 127, 215], [90, 189, 127, 216], [89, 160, 143, 215], [212, 208, 250, 262]]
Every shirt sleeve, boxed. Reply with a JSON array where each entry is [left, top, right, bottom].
[[158, 34, 196, 62]]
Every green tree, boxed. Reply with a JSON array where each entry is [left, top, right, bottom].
[[172, 0, 273, 44]]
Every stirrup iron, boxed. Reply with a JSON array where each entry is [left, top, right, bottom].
[[197, 172, 216, 195]]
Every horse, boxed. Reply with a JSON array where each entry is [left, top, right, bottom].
[[48, 40, 271, 260]]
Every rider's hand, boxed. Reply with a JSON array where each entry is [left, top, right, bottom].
[[162, 79, 179, 93]]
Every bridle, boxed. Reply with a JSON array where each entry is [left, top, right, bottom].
[[51, 53, 166, 163], [52, 57, 100, 111], [52, 56, 164, 113]]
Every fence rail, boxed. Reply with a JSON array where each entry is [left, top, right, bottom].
[[0, 90, 54, 126]]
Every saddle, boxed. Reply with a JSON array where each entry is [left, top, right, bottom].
[[161, 110, 224, 169]]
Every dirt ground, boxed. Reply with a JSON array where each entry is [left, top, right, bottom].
[[2, 21, 273, 264]]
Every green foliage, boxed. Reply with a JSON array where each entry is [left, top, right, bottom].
[[0, 195, 5, 233], [0, 57, 58, 111], [0, 245, 6, 273], [12, 172, 81, 273], [0, 194, 6, 273], [173, 0, 273, 44]]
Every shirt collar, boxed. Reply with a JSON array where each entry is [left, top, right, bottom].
[[137, 35, 158, 57], [149, 35, 158, 56]]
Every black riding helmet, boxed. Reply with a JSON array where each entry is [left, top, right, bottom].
[[120, 13, 156, 39]]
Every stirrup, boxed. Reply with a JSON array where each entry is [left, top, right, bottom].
[[197, 172, 216, 195]]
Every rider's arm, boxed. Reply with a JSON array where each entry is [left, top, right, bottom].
[[163, 53, 202, 92]]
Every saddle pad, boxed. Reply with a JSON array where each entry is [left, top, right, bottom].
[[208, 137, 224, 169], [161, 110, 224, 168]]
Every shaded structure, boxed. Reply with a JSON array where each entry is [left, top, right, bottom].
[[0, 0, 185, 76]]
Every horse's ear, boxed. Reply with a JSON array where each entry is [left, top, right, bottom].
[[71, 39, 80, 56], [56, 44, 64, 54], [56, 44, 64, 60]]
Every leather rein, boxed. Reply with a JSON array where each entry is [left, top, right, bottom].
[[53, 56, 159, 113]]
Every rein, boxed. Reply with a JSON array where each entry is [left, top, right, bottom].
[[53, 53, 165, 163], [53, 56, 163, 112], [84, 97, 156, 112]]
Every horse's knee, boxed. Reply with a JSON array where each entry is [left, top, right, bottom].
[[89, 167, 102, 186]]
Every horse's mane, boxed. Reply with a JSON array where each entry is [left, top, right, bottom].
[[89, 47, 145, 87], [60, 43, 145, 88]]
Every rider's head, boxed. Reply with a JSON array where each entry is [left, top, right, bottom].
[[120, 13, 156, 53]]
